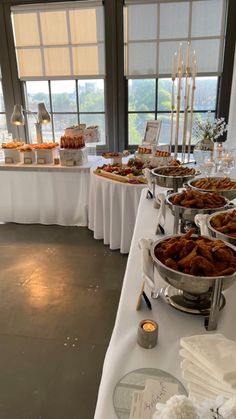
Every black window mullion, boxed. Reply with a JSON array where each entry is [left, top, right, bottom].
[[155, 78, 158, 119]]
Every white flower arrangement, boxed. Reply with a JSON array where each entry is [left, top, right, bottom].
[[152, 395, 236, 419], [194, 113, 227, 142]]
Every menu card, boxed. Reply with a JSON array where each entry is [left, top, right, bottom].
[[129, 378, 178, 419]]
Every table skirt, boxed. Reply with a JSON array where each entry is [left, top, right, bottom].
[[88, 171, 146, 253]]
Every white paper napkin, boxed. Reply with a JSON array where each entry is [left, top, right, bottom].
[[180, 334, 236, 387]]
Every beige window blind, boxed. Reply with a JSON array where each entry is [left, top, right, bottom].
[[11, 1, 105, 80], [124, 0, 227, 77]]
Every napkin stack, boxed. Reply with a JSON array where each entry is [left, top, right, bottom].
[[180, 334, 236, 402]]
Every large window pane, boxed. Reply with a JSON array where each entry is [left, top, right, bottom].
[[191, 0, 224, 37], [157, 79, 172, 111], [127, 4, 157, 41], [51, 81, 77, 112], [0, 114, 7, 133], [128, 79, 155, 112], [53, 114, 78, 140], [25, 81, 50, 112], [160, 2, 189, 39], [128, 113, 155, 145], [78, 80, 104, 112], [80, 113, 105, 144], [27, 113, 53, 143], [194, 77, 218, 111]]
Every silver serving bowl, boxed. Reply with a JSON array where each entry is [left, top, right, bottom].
[[207, 209, 236, 246], [166, 191, 231, 222], [188, 176, 236, 201], [152, 166, 199, 192], [150, 234, 236, 295]]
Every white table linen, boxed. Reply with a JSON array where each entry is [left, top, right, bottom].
[[94, 188, 236, 419], [88, 170, 146, 253], [0, 156, 102, 226]]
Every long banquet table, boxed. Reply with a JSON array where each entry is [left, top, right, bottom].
[[88, 169, 146, 253], [0, 156, 102, 226], [94, 187, 236, 419]]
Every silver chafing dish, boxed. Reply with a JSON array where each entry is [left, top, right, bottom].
[[149, 234, 236, 330], [187, 176, 236, 201], [206, 209, 236, 246], [166, 191, 232, 234], [151, 166, 199, 194]]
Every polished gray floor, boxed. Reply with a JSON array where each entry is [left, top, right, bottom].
[[0, 224, 127, 419]]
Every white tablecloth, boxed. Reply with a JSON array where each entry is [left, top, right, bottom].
[[94, 187, 236, 419], [88, 170, 146, 253], [0, 156, 102, 226]]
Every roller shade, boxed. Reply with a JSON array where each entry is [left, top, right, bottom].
[[11, 1, 105, 80], [124, 0, 227, 77]]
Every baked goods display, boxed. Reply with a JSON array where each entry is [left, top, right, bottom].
[[34, 143, 59, 149], [210, 210, 236, 238], [191, 177, 236, 191], [155, 166, 196, 177], [2, 141, 24, 149], [170, 190, 226, 209], [137, 146, 152, 154], [154, 150, 171, 157], [60, 136, 85, 149], [102, 152, 123, 158], [154, 230, 236, 277], [64, 124, 85, 137]]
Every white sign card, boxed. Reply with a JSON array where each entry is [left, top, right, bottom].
[[143, 121, 162, 145], [129, 378, 178, 419]]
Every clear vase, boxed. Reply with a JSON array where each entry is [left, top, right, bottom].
[[193, 137, 214, 167]]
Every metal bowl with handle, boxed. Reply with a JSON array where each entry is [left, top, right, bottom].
[[188, 176, 236, 201], [150, 234, 236, 295], [166, 191, 232, 223], [207, 209, 236, 246], [152, 166, 199, 193]]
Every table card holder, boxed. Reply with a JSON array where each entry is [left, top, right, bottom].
[[5, 157, 13, 164], [24, 157, 32, 164], [65, 160, 74, 167], [37, 158, 46, 164]]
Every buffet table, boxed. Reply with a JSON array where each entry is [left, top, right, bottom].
[[0, 156, 102, 226], [88, 169, 146, 253], [94, 188, 236, 419]]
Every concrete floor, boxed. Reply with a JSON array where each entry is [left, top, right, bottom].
[[0, 224, 127, 419]]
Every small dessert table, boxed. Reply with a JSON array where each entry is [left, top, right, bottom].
[[0, 156, 102, 226], [88, 170, 146, 253], [93, 188, 236, 419]]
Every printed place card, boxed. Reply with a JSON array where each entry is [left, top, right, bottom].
[[65, 159, 74, 167], [129, 378, 178, 419], [5, 157, 13, 164], [24, 157, 32, 164], [37, 158, 46, 164]]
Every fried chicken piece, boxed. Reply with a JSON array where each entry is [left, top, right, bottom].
[[178, 247, 198, 270], [189, 256, 215, 276], [165, 258, 178, 271], [164, 241, 183, 258]]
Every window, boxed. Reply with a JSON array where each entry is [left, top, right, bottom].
[[124, 0, 227, 146], [128, 77, 218, 145], [0, 69, 7, 138], [11, 1, 106, 144], [24, 79, 105, 143]]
